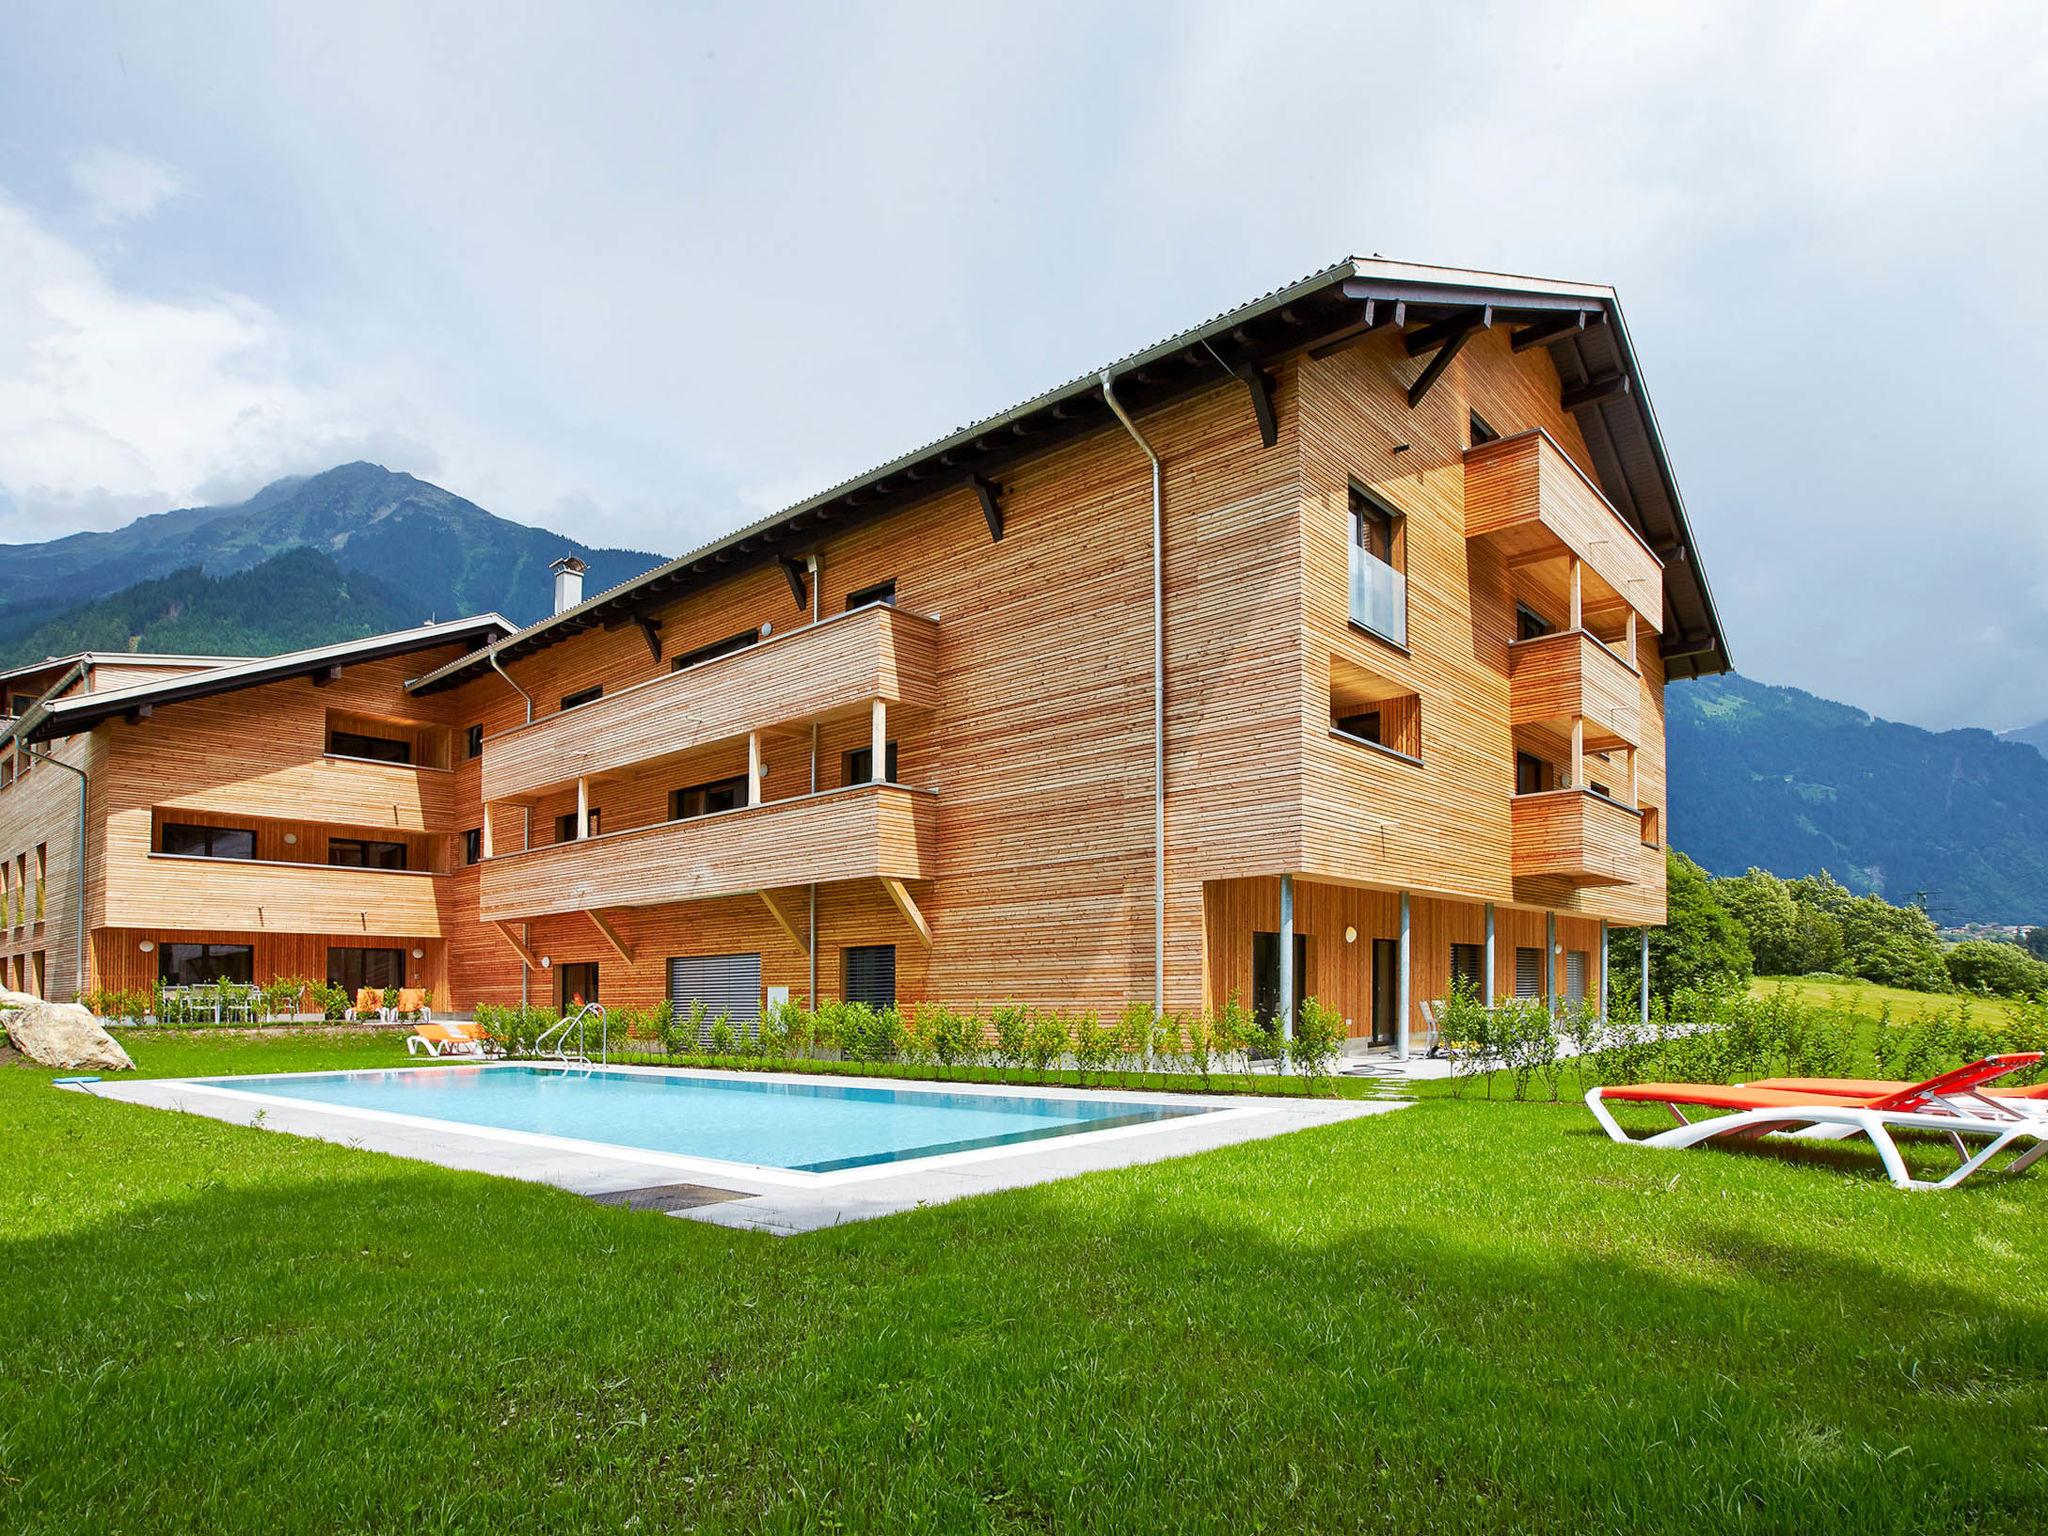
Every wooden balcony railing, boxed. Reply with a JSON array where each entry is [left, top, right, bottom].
[[477, 782, 935, 922], [481, 605, 940, 805], [108, 855, 449, 936], [1510, 789, 1644, 886], [1465, 429, 1663, 631], [1508, 629, 1641, 750]]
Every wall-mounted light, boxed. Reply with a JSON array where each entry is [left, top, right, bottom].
[[282, 832, 298, 846], [540, 956, 551, 969], [760, 622, 773, 637], [1344, 926, 1358, 944], [410, 948, 424, 960], [137, 940, 155, 954]]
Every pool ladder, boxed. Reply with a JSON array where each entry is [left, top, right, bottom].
[[537, 1002, 608, 1068]]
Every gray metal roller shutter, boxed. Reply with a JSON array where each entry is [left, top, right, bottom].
[[843, 944, 897, 1008], [1563, 951, 1588, 1004], [667, 953, 763, 1042], [1514, 947, 1542, 999]]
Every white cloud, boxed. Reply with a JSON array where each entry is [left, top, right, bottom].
[[66, 147, 184, 226]]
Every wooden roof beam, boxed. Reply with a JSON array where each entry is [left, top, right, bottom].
[[1562, 372, 1631, 412], [971, 475, 1005, 542], [1405, 305, 1492, 358], [1511, 311, 1594, 351]]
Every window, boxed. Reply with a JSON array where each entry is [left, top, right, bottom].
[[843, 944, 897, 1008], [1515, 604, 1554, 641], [670, 775, 748, 821], [326, 946, 406, 994], [1252, 931, 1310, 1032], [8, 692, 35, 716], [159, 942, 255, 986], [672, 629, 759, 671], [844, 741, 899, 786], [1641, 806, 1662, 848], [1564, 951, 1589, 1005], [463, 828, 483, 865], [1450, 943, 1486, 998], [328, 837, 408, 870], [161, 822, 256, 860], [1347, 487, 1407, 645], [1334, 709, 1382, 745], [1469, 410, 1501, 447], [559, 684, 603, 712], [558, 961, 600, 1011], [464, 723, 484, 758], [1515, 752, 1550, 796], [555, 807, 603, 842], [845, 579, 897, 612], [327, 728, 413, 764], [1330, 657, 1421, 762], [1514, 947, 1543, 999]]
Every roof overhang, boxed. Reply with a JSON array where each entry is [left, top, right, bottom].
[[408, 256, 1728, 695], [24, 615, 515, 741]]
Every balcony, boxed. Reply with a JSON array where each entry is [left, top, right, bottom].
[[1511, 789, 1644, 886], [1465, 429, 1663, 632], [477, 783, 935, 922], [1348, 543, 1408, 647], [482, 604, 940, 805], [1508, 630, 1640, 750], [108, 855, 448, 935]]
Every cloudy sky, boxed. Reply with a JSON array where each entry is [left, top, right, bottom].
[[2, 2, 2045, 730]]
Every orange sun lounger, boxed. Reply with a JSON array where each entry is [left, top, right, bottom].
[[406, 1022, 494, 1059], [1586, 1053, 2048, 1190]]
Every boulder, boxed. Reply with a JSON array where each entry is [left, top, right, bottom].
[[2, 995, 136, 1072]]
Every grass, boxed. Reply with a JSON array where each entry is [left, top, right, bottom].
[[2, 1032, 2044, 1532], [1750, 974, 2030, 1026]]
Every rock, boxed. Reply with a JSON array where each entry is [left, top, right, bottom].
[[3, 997, 136, 1072]]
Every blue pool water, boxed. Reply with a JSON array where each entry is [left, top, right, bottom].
[[201, 1066, 1208, 1172]]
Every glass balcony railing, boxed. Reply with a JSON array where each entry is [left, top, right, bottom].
[[1349, 544, 1408, 646]]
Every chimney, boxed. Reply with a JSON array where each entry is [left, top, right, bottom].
[[550, 555, 588, 615]]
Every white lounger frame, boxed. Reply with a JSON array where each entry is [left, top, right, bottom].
[[1585, 1090, 2048, 1191]]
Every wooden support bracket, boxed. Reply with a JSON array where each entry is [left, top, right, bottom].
[[757, 889, 810, 955], [971, 475, 1005, 542], [881, 876, 933, 948], [778, 556, 809, 610], [494, 921, 540, 970], [587, 908, 635, 965]]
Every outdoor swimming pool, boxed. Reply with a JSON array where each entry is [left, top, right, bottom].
[[197, 1064, 1213, 1173]]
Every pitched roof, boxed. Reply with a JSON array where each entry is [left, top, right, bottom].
[[408, 255, 1728, 694], [17, 615, 515, 742], [0, 650, 252, 690]]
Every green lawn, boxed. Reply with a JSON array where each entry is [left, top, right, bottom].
[[1750, 973, 2030, 1027], [2, 1031, 2043, 1533]]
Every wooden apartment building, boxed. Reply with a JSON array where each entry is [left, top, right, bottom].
[[0, 258, 1727, 1051]]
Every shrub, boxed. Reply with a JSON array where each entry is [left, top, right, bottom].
[[1213, 995, 1257, 1080], [1023, 1010, 1068, 1075], [927, 1004, 979, 1068], [707, 1014, 738, 1057], [1069, 1011, 1113, 1080], [990, 1002, 1029, 1079], [1150, 1010, 1185, 1079], [1945, 938, 2048, 999], [1292, 996, 1346, 1094], [1183, 1009, 1214, 1087]]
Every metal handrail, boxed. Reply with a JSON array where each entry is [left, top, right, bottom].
[[536, 1001, 608, 1065]]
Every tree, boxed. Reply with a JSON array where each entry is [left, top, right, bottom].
[[1945, 938, 2048, 998], [1790, 904, 1847, 975], [1855, 932, 1950, 993], [2023, 927, 2048, 962], [1714, 868, 1801, 975], [1614, 851, 1752, 1003]]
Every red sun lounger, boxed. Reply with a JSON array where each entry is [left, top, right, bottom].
[[1586, 1054, 2047, 1191]]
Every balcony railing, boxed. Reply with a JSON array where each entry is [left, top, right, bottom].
[[1508, 629, 1641, 749], [108, 854, 449, 935], [482, 604, 940, 805], [1349, 544, 1408, 647], [477, 782, 935, 922], [1510, 789, 1644, 886], [1465, 429, 1663, 632]]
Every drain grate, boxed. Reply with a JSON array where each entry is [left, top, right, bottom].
[[587, 1182, 752, 1214]]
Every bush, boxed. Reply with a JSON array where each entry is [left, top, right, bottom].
[[1070, 1011, 1113, 1080], [1023, 1010, 1068, 1074], [1292, 996, 1346, 1093], [1944, 938, 2048, 999], [1183, 1009, 1215, 1087], [990, 1002, 1029, 1079]]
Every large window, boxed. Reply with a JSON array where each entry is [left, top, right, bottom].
[[327, 946, 406, 994], [1252, 931, 1310, 1031], [844, 741, 899, 786], [161, 822, 256, 860], [843, 945, 897, 1008], [159, 943, 254, 986], [1450, 943, 1486, 998], [671, 775, 747, 821], [328, 728, 412, 764], [328, 837, 408, 870], [672, 629, 759, 672], [1348, 487, 1407, 646], [1515, 752, 1551, 796], [555, 807, 604, 842]]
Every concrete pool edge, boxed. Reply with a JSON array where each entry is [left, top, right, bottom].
[[78, 1065, 1409, 1234]]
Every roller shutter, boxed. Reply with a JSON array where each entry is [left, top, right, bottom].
[[843, 944, 897, 1008], [667, 953, 762, 1042]]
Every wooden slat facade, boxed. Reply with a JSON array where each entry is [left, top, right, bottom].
[[1508, 630, 1641, 749]]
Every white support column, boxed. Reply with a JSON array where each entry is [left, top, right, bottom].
[[1598, 920, 1609, 1023], [1483, 902, 1496, 1008], [1626, 609, 1638, 668], [1640, 926, 1652, 1027], [1545, 911, 1557, 1014], [1629, 746, 1640, 806], [870, 698, 888, 783], [1396, 891, 1413, 1061], [747, 730, 762, 807], [1569, 556, 1583, 631], [1277, 874, 1295, 1063], [575, 776, 590, 840], [1570, 715, 1585, 789], [480, 803, 494, 859]]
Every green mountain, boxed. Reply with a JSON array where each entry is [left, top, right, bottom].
[[1, 548, 423, 664], [0, 462, 665, 661], [1998, 718, 2048, 757], [1670, 673, 2048, 926]]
